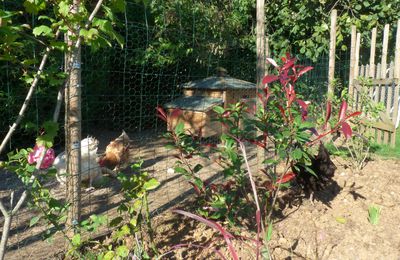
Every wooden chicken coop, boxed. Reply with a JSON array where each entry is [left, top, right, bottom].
[[164, 76, 257, 137]]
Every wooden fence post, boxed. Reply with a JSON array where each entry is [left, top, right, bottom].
[[392, 20, 400, 146], [381, 24, 390, 79], [369, 27, 377, 78], [65, 0, 82, 243], [349, 26, 357, 98], [256, 0, 265, 167], [327, 9, 337, 99]]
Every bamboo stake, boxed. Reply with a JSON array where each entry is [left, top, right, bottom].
[[381, 24, 390, 79], [328, 9, 337, 99], [369, 27, 377, 78]]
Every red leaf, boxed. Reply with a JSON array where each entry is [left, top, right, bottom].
[[276, 172, 296, 184], [281, 57, 296, 71], [173, 210, 239, 260], [277, 105, 286, 121], [341, 121, 353, 139], [296, 99, 308, 110], [222, 111, 231, 118], [263, 87, 271, 101], [324, 101, 332, 130], [297, 66, 313, 77], [338, 100, 348, 122], [156, 106, 167, 121], [345, 111, 362, 120], [246, 139, 266, 149], [262, 75, 279, 85], [170, 108, 183, 120], [189, 181, 202, 195], [266, 57, 279, 68]]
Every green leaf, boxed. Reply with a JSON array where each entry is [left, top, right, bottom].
[[143, 178, 159, 190], [29, 216, 40, 227], [174, 166, 188, 175], [71, 234, 81, 247], [58, 1, 70, 17], [335, 216, 347, 224], [193, 164, 203, 173], [193, 177, 204, 190], [265, 222, 273, 241], [32, 25, 53, 37], [175, 122, 184, 134], [109, 216, 123, 227], [213, 105, 225, 114], [103, 251, 115, 260], [368, 205, 381, 225], [116, 245, 129, 257], [291, 148, 303, 160]]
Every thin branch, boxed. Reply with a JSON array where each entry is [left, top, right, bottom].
[[0, 201, 8, 218], [0, 29, 61, 155]]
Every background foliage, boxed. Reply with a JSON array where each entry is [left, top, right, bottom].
[[1, 0, 399, 153]]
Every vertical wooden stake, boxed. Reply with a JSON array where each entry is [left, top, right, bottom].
[[381, 24, 390, 79], [327, 9, 337, 99], [354, 33, 361, 80], [392, 20, 400, 146], [256, 0, 265, 87], [394, 20, 400, 79], [65, 0, 82, 243], [256, 0, 265, 168], [349, 26, 357, 98], [369, 27, 377, 78]]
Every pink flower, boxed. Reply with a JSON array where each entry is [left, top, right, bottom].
[[28, 145, 55, 169]]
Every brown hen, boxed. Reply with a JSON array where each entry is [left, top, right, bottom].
[[99, 131, 133, 172]]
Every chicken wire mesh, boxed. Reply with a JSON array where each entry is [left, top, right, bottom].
[[0, 1, 361, 258]]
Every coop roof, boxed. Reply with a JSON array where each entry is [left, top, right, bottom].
[[164, 96, 223, 112], [180, 76, 256, 90]]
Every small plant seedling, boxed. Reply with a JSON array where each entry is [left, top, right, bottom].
[[368, 205, 381, 225], [335, 216, 346, 224]]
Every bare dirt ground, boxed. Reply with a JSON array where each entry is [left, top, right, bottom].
[[1, 130, 400, 259], [152, 157, 400, 260]]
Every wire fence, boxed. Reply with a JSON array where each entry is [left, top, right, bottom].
[[0, 1, 357, 258]]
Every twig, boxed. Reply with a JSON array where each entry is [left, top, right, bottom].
[[239, 141, 262, 259], [0, 0, 105, 156]]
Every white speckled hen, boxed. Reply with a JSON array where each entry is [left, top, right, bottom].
[[53, 137, 102, 188]]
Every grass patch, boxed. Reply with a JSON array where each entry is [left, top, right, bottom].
[[371, 129, 400, 159]]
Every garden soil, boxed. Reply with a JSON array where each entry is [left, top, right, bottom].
[[152, 157, 400, 260], [1, 130, 400, 259]]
